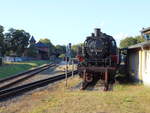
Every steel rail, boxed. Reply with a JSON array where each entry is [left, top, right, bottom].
[[0, 63, 56, 91], [0, 63, 53, 83], [0, 70, 78, 101]]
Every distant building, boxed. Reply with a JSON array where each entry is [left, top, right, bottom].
[[30, 36, 36, 45], [128, 27, 150, 85], [35, 42, 49, 60], [141, 27, 150, 40], [25, 36, 49, 60]]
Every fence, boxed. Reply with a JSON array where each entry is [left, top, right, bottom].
[[3, 56, 35, 62]]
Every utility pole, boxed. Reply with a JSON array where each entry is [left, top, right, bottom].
[[72, 59, 74, 78], [65, 43, 72, 87], [65, 59, 68, 87]]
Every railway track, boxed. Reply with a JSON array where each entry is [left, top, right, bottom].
[[0, 70, 78, 101], [0, 63, 55, 91], [81, 79, 113, 91]]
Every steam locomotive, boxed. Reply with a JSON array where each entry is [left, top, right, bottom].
[[77, 28, 119, 90]]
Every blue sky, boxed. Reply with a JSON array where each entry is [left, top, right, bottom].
[[0, 0, 150, 46]]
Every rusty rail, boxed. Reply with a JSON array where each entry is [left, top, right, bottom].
[[0, 63, 55, 91], [0, 70, 78, 101]]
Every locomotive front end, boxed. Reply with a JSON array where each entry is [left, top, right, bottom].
[[84, 28, 108, 61], [77, 28, 118, 91]]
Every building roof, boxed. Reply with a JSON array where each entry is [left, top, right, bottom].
[[141, 27, 150, 34], [35, 42, 49, 48], [30, 36, 36, 43], [128, 41, 150, 49]]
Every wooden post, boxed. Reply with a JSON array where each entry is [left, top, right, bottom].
[[65, 59, 68, 87]]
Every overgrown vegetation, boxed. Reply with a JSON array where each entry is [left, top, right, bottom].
[[0, 60, 49, 78]]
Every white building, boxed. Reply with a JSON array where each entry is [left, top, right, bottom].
[[128, 27, 150, 85]]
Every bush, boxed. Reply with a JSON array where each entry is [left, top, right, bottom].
[[59, 54, 65, 59]]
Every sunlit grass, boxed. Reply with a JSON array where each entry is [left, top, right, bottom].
[[0, 60, 49, 78], [0, 76, 150, 113], [30, 77, 150, 113]]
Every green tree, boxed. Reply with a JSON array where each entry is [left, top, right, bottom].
[[119, 36, 145, 48], [55, 45, 66, 57], [39, 38, 52, 45], [135, 35, 145, 43], [71, 43, 83, 58], [0, 25, 4, 56], [5, 28, 30, 56], [59, 54, 65, 59]]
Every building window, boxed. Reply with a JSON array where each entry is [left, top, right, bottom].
[[144, 34, 150, 40]]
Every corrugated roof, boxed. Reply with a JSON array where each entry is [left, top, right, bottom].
[[128, 41, 150, 49]]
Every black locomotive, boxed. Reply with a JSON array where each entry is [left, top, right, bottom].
[[77, 28, 119, 90]]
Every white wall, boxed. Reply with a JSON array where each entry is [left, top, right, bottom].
[[142, 50, 150, 85]]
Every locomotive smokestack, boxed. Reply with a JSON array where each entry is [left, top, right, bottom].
[[95, 28, 101, 37], [91, 33, 95, 37]]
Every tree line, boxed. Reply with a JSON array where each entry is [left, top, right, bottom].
[[119, 35, 145, 48], [0, 25, 67, 58], [0, 24, 146, 58], [0, 25, 79, 59], [0, 25, 31, 56]]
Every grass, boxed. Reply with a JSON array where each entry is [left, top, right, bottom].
[[0, 60, 50, 79], [1, 76, 150, 113]]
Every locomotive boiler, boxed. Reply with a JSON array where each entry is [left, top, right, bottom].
[[77, 28, 119, 90]]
